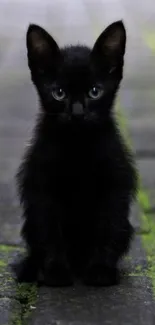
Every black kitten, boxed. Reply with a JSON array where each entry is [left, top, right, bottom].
[[15, 21, 137, 287]]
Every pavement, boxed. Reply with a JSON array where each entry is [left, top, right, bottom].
[[0, 0, 155, 324]]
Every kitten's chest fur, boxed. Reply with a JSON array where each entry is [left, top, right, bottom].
[[62, 132, 100, 190], [54, 130, 106, 216], [50, 125, 104, 189], [35, 120, 110, 202], [28, 117, 130, 215]]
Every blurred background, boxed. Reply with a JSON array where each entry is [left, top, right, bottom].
[[0, 0, 154, 245]]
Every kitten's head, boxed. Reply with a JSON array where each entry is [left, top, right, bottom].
[[27, 21, 126, 125]]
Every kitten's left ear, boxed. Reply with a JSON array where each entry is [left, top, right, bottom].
[[91, 20, 126, 63], [26, 24, 61, 70]]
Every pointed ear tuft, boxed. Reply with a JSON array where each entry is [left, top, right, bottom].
[[26, 24, 60, 68], [92, 20, 126, 61]]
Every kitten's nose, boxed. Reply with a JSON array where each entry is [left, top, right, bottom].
[[72, 102, 84, 117]]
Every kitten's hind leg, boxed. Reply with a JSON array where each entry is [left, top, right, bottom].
[[83, 191, 134, 286], [13, 248, 73, 286], [40, 255, 74, 287], [12, 250, 39, 283], [20, 202, 73, 287]]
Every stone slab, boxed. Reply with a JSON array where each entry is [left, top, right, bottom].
[[0, 245, 38, 325], [28, 231, 155, 325], [0, 176, 22, 246], [29, 277, 154, 325], [0, 246, 23, 298], [0, 206, 22, 245], [0, 297, 21, 325], [29, 278, 154, 325]]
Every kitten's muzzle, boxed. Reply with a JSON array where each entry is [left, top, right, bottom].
[[72, 102, 84, 118]]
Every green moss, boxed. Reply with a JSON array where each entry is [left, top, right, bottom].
[[0, 245, 37, 323], [16, 283, 38, 324], [115, 102, 133, 150], [0, 259, 7, 267], [117, 103, 155, 296], [143, 31, 155, 52], [0, 244, 24, 253], [11, 312, 22, 325], [140, 210, 155, 295], [137, 213, 150, 234], [128, 272, 144, 277], [10, 299, 22, 325], [126, 264, 145, 277], [135, 265, 143, 272], [138, 191, 150, 210], [125, 255, 132, 261]]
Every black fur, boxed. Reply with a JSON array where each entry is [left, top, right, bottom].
[[15, 21, 137, 286]]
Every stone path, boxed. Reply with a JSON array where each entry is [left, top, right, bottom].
[[0, 0, 155, 324]]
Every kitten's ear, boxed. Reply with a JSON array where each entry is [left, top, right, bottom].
[[91, 20, 126, 64], [26, 24, 61, 70]]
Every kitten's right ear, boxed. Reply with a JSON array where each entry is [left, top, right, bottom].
[[91, 21, 126, 66], [26, 24, 61, 70]]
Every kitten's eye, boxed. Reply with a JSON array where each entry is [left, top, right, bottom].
[[52, 88, 66, 101], [88, 87, 103, 99]]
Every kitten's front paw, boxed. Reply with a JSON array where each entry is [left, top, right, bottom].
[[83, 264, 120, 287], [41, 262, 74, 287]]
